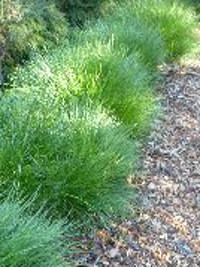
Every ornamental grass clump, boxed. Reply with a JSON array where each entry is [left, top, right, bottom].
[[76, 14, 167, 70], [9, 41, 156, 137], [0, 85, 135, 216], [0, 193, 68, 267], [122, 0, 196, 59], [82, 0, 196, 61], [66, 43, 156, 136]]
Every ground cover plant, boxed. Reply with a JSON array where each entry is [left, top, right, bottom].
[[185, 0, 200, 13], [0, 193, 68, 267]]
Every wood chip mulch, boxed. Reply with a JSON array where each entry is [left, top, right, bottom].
[[74, 62, 200, 267]]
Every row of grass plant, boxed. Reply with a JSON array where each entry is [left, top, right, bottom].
[[1, 0, 197, 218], [0, 0, 197, 265]]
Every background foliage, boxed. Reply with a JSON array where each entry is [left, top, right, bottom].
[[0, 0, 68, 75], [57, 0, 106, 26]]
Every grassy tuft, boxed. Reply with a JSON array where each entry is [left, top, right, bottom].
[[122, 0, 197, 59], [0, 85, 136, 216], [77, 13, 167, 69], [0, 192, 69, 267], [9, 41, 156, 137], [67, 43, 156, 136]]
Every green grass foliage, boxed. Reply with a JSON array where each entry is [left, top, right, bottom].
[[67, 43, 156, 135], [77, 13, 167, 69], [0, 193, 67, 267], [119, 0, 196, 59], [11, 42, 156, 136], [0, 85, 135, 215], [0, 1, 197, 266]]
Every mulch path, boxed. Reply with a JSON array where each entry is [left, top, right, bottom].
[[75, 62, 200, 267]]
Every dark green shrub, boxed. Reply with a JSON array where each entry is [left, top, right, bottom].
[[0, 0, 68, 73], [0, 193, 68, 267], [57, 0, 106, 26]]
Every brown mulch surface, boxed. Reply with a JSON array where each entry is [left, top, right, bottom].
[[75, 63, 200, 267]]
